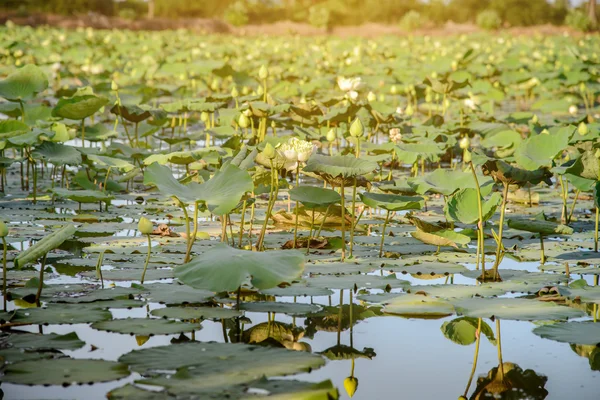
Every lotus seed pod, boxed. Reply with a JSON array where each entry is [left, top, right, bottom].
[[367, 91, 376, 102], [138, 217, 153, 235], [349, 118, 364, 138], [344, 377, 358, 398], [0, 220, 8, 237], [578, 122, 589, 136], [238, 113, 250, 129], [459, 137, 470, 150], [326, 129, 336, 142], [263, 143, 276, 160], [259, 64, 269, 80]]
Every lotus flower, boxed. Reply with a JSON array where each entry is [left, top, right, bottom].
[[337, 76, 363, 101]]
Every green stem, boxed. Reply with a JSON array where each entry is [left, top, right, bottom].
[[540, 234, 546, 264], [184, 202, 199, 261], [140, 235, 151, 284], [496, 319, 504, 380], [307, 209, 315, 255], [340, 182, 346, 261], [315, 205, 331, 237], [469, 162, 484, 272], [35, 254, 47, 307], [257, 162, 277, 251], [238, 199, 247, 249], [493, 182, 509, 280], [2, 237, 7, 311], [337, 289, 343, 345], [463, 318, 482, 397], [595, 206, 599, 253], [567, 189, 580, 224], [379, 210, 391, 258], [349, 177, 358, 258], [81, 118, 85, 148], [387, 149, 395, 181], [179, 200, 192, 263]]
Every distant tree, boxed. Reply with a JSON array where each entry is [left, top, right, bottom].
[[490, 0, 553, 26], [446, 0, 490, 23], [589, 0, 598, 27]]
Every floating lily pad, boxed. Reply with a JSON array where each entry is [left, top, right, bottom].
[[240, 301, 321, 316], [91, 318, 202, 335], [1, 358, 129, 385], [533, 322, 600, 345], [2, 332, 85, 351], [150, 306, 241, 320], [12, 304, 112, 325], [383, 294, 455, 318], [452, 298, 585, 321]]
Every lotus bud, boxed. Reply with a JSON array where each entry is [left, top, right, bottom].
[[231, 86, 239, 98], [238, 113, 250, 129], [451, 60, 458, 70], [425, 92, 433, 103], [200, 111, 209, 123], [579, 82, 586, 93], [367, 91, 376, 102], [390, 85, 397, 95], [349, 118, 364, 138], [531, 114, 538, 124], [569, 105, 578, 115], [263, 143, 276, 160], [0, 220, 8, 237], [256, 85, 264, 96], [463, 149, 472, 163], [459, 397, 468, 400], [405, 104, 414, 116], [111, 80, 118, 91], [595, 148, 600, 159], [138, 217, 153, 235], [344, 377, 359, 398], [578, 122, 589, 136], [541, 129, 549, 135], [326, 129, 336, 142], [459, 137, 470, 150], [259, 64, 269, 80], [271, 120, 276, 129]]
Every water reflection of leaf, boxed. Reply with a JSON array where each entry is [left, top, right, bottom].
[[471, 362, 548, 400]]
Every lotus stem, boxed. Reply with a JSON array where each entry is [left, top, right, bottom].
[[178, 200, 192, 263], [315, 204, 331, 238], [469, 162, 486, 273], [337, 289, 343, 345], [463, 318, 482, 397], [307, 209, 315, 255], [35, 254, 48, 307], [540, 234, 546, 264], [340, 181, 346, 261], [387, 149, 396, 181], [559, 176, 568, 224], [493, 182, 510, 280], [238, 199, 247, 249], [2, 237, 7, 311], [496, 319, 504, 380], [81, 118, 85, 148], [19, 99, 25, 121], [567, 189, 580, 224], [349, 290, 354, 348], [140, 234, 151, 284], [257, 162, 277, 251], [595, 206, 599, 253], [293, 164, 300, 249], [349, 177, 358, 258], [221, 215, 228, 245], [379, 210, 391, 258]]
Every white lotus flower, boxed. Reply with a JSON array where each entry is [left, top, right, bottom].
[[337, 76, 363, 93], [348, 90, 359, 101], [389, 128, 402, 143], [569, 105, 578, 116]]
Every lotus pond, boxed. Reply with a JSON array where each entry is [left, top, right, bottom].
[[0, 25, 599, 400]]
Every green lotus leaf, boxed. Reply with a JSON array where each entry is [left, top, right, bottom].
[[33, 142, 81, 165], [289, 186, 341, 209], [482, 159, 553, 186], [445, 189, 502, 224], [441, 316, 496, 346], [87, 154, 136, 172], [410, 229, 471, 248], [408, 169, 493, 196], [175, 244, 304, 292], [3, 332, 85, 351], [260, 282, 333, 297], [1, 359, 129, 385], [52, 93, 109, 120], [306, 273, 409, 290], [304, 154, 377, 180], [507, 218, 574, 235], [0, 120, 29, 139], [15, 224, 77, 268], [0, 64, 48, 102], [137, 282, 215, 305], [110, 104, 151, 123], [12, 304, 112, 325], [533, 322, 600, 345], [360, 192, 424, 212], [119, 341, 325, 375], [240, 301, 321, 316], [91, 318, 202, 335], [52, 188, 114, 204], [452, 297, 585, 321], [566, 150, 600, 181], [382, 294, 455, 318], [514, 130, 571, 170], [150, 306, 241, 320]]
